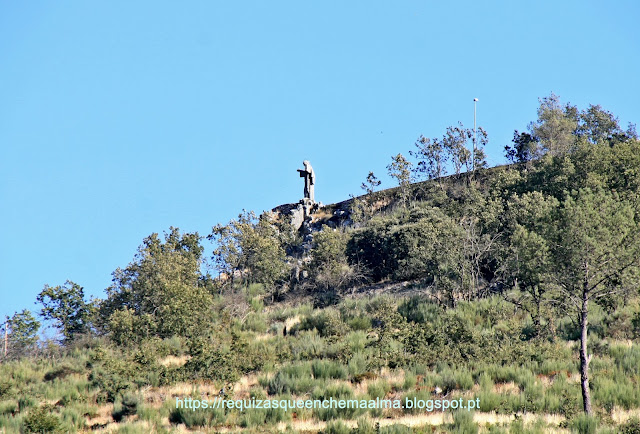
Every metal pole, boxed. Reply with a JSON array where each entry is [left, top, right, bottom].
[[473, 98, 478, 171], [3, 318, 7, 359]]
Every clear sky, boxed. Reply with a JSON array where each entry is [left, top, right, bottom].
[[1, 1, 639, 321]]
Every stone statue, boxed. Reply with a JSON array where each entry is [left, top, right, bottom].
[[297, 160, 315, 203]]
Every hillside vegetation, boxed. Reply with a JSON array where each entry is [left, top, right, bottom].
[[3, 94, 640, 433]]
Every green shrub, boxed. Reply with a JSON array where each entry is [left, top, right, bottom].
[[325, 420, 351, 434], [367, 380, 391, 400], [450, 410, 477, 434], [296, 309, 348, 338], [312, 360, 348, 380], [348, 316, 372, 331], [0, 401, 17, 416], [288, 330, 327, 360], [401, 389, 431, 414], [243, 313, 268, 333], [569, 414, 598, 434], [0, 380, 13, 399], [0, 413, 22, 433], [239, 408, 267, 428], [313, 384, 361, 421], [353, 417, 376, 434], [112, 393, 139, 422], [348, 351, 369, 377], [398, 296, 441, 324], [620, 417, 640, 434], [43, 365, 82, 382], [60, 406, 86, 431], [438, 366, 474, 392], [267, 363, 318, 395], [401, 372, 417, 390], [116, 422, 154, 434], [169, 405, 210, 428], [22, 405, 61, 433], [345, 331, 368, 353], [379, 424, 412, 434], [476, 390, 503, 413]]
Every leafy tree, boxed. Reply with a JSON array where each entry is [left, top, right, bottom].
[[410, 135, 447, 181], [529, 92, 578, 157], [307, 229, 360, 292], [354, 171, 382, 220], [575, 104, 640, 145], [501, 192, 560, 338], [102, 227, 213, 342], [442, 123, 471, 175], [361, 171, 381, 196], [386, 153, 412, 206], [209, 210, 289, 291], [6, 309, 40, 359], [549, 188, 640, 414], [505, 130, 540, 166], [37, 280, 94, 343]]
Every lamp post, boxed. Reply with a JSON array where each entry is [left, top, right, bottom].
[[473, 98, 478, 171]]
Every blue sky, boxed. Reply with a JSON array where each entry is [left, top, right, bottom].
[[1, 1, 639, 322]]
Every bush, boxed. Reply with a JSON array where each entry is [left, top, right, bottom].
[[353, 417, 376, 434], [112, 394, 139, 422], [313, 384, 361, 421], [243, 313, 268, 333], [367, 380, 391, 399], [267, 363, 317, 395], [379, 425, 412, 434], [348, 316, 372, 331], [295, 310, 348, 338], [22, 405, 61, 433], [450, 410, 478, 434], [620, 417, 640, 434], [43, 365, 82, 382], [169, 405, 210, 428], [398, 296, 441, 324], [348, 352, 369, 378], [288, 330, 327, 360], [570, 414, 598, 434], [0, 401, 17, 416], [0, 380, 13, 399], [312, 360, 348, 380], [325, 420, 351, 434]]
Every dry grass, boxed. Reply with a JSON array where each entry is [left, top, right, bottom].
[[285, 315, 301, 329], [158, 355, 190, 367], [86, 402, 114, 426], [274, 411, 569, 432], [494, 381, 519, 394], [611, 406, 640, 423]]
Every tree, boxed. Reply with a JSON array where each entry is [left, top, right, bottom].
[[529, 93, 578, 157], [360, 171, 381, 216], [6, 310, 40, 359], [307, 229, 359, 291], [209, 210, 289, 291], [549, 188, 640, 414], [442, 123, 471, 175], [386, 153, 412, 207], [102, 227, 213, 342], [504, 130, 541, 166], [361, 171, 381, 196], [410, 135, 448, 181], [37, 280, 94, 343], [501, 192, 560, 338]]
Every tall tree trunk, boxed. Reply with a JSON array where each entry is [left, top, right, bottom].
[[579, 289, 592, 414]]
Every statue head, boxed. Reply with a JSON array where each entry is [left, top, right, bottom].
[[303, 160, 310, 168]]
